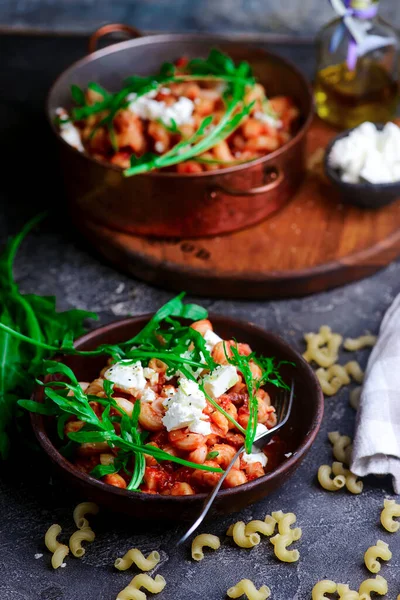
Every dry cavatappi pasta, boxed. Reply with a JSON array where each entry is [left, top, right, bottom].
[[227, 521, 261, 548], [358, 574, 388, 600], [116, 574, 166, 600], [343, 335, 377, 351], [332, 462, 363, 494], [245, 515, 277, 537], [328, 431, 353, 465], [303, 326, 343, 367], [316, 362, 363, 397], [345, 361, 364, 383], [45, 524, 69, 569], [380, 498, 400, 532], [271, 510, 302, 541], [312, 579, 337, 600], [364, 540, 392, 574], [73, 501, 99, 529], [191, 533, 221, 561], [69, 526, 95, 557], [270, 532, 300, 563], [318, 464, 346, 491], [227, 579, 271, 600], [115, 549, 160, 571], [349, 386, 362, 411], [337, 583, 360, 599]]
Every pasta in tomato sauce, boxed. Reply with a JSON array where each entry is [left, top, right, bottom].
[[67, 318, 288, 496], [56, 50, 300, 176]]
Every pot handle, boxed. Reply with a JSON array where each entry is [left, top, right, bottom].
[[88, 23, 143, 54], [208, 167, 284, 198]]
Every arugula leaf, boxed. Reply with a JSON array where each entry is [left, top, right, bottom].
[[71, 84, 86, 106], [0, 215, 97, 458], [130, 293, 207, 345], [87, 82, 110, 99], [206, 450, 219, 460], [90, 463, 118, 478]]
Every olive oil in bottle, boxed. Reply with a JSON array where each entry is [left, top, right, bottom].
[[315, 1, 399, 129]]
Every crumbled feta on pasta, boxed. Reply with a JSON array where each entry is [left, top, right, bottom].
[[162, 378, 211, 434], [104, 360, 146, 393]]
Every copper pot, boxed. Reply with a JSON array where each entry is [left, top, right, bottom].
[[47, 25, 314, 238]]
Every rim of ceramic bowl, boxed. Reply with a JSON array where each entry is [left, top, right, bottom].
[[31, 313, 324, 503]]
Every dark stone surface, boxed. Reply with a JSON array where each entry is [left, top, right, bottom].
[[1, 32, 400, 600], [1, 0, 400, 36]]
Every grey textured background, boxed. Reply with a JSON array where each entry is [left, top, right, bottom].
[[1, 0, 400, 35], [1, 30, 400, 600]]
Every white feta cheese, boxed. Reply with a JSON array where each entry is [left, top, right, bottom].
[[155, 141, 166, 153], [359, 148, 393, 184], [255, 423, 268, 439], [203, 365, 239, 399], [141, 388, 156, 403], [104, 360, 146, 393], [329, 121, 400, 184], [203, 329, 223, 352], [162, 378, 211, 434], [127, 91, 194, 127], [254, 110, 282, 129], [242, 450, 268, 467], [55, 108, 84, 152], [143, 367, 159, 386], [34, 553, 43, 559]]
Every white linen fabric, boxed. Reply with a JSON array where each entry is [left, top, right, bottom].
[[352, 294, 400, 494]]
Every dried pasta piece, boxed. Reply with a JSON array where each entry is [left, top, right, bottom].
[[316, 365, 350, 396], [328, 431, 353, 464], [364, 540, 392, 574], [345, 361, 364, 384], [312, 579, 337, 599], [69, 526, 95, 558], [332, 462, 363, 494], [227, 521, 260, 548], [191, 534, 220, 561], [73, 501, 99, 529], [45, 524, 69, 569], [358, 575, 388, 600], [349, 386, 362, 410], [337, 583, 360, 599], [344, 335, 377, 351], [303, 326, 343, 368], [116, 574, 166, 600], [270, 533, 299, 563], [245, 516, 276, 537], [380, 498, 400, 532], [318, 465, 346, 491], [115, 549, 160, 571], [271, 511, 302, 541], [227, 579, 271, 600]]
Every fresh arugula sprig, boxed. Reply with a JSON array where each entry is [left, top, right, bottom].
[[226, 346, 292, 454], [18, 362, 223, 486], [67, 48, 255, 176], [0, 215, 97, 459]]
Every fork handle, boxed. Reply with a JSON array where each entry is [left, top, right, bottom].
[[178, 431, 276, 545]]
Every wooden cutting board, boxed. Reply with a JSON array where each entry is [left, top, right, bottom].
[[78, 118, 400, 299]]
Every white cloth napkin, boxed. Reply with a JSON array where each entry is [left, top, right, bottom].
[[352, 294, 400, 494]]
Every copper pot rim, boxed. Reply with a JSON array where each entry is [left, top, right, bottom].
[[46, 31, 314, 179], [30, 312, 324, 503]]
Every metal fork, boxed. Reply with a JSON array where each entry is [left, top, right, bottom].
[[177, 381, 294, 546]]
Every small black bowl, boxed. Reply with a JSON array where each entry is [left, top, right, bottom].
[[324, 125, 400, 209]]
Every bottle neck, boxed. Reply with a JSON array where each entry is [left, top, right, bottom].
[[347, 0, 379, 17]]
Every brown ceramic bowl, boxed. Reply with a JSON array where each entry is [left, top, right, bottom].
[[47, 24, 314, 238], [31, 313, 323, 521]]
